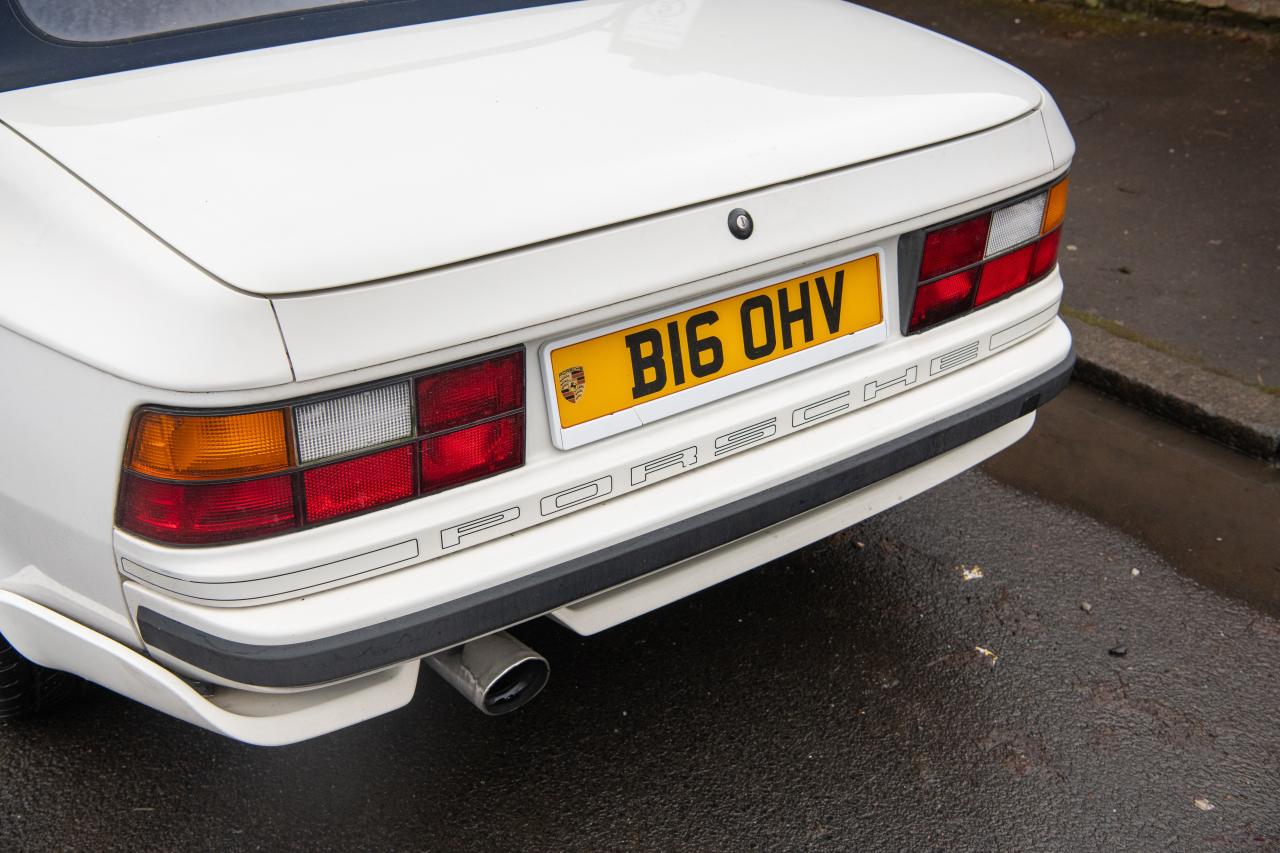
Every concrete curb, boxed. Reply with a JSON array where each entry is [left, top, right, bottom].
[[1063, 315, 1280, 463]]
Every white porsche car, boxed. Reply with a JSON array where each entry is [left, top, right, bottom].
[[0, 0, 1074, 745]]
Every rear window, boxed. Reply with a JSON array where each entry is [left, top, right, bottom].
[[0, 0, 574, 92], [16, 0, 366, 43]]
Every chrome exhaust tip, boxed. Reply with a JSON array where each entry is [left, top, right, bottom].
[[425, 631, 549, 716]]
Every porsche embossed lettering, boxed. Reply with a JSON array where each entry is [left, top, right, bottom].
[[440, 508, 520, 550]]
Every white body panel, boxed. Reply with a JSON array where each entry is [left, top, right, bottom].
[[0, 0, 1042, 295], [0, 0, 1075, 743], [0, 125, 292, 392], [274, 112, 1052, 381]]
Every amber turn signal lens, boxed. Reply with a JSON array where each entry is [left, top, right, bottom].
[[127, 410, 290, 481], [1043, 179, 1069, 235]]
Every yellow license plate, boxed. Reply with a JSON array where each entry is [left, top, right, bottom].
[[549, 254, 883, 430]]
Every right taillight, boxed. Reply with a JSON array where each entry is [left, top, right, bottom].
[[905, 177, 1068, 333], [118, 348, 526, 546]]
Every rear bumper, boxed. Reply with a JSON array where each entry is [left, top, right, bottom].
[[138, 346, 1074, 689], [0, 589, 419, 747]]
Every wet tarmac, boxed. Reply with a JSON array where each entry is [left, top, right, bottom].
[[987, 384, 1280, 618], [1, 386, 1278, 851]]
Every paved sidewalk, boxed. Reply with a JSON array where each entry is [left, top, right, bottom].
[[860, 0, 1280, 458]]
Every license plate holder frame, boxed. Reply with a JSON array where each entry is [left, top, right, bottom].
[[540, 250, 887, 450]]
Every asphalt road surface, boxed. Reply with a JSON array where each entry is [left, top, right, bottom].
[[2, 388, 1278, 851]]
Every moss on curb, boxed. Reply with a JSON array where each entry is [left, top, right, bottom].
[[1062, 306, 1280, 398], [1022, 0, 1280, 33]]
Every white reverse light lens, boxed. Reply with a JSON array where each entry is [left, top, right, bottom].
[[295, 381, 413, 464], [986, 193, 1047, 257]]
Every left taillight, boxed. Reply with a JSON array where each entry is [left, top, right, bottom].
[[118, 348, 525, 546], [904, 177, 1068, 334]]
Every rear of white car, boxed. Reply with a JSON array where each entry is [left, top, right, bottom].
[[0, 0, 1074, 744]]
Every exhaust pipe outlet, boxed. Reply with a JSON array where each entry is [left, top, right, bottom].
[[425, 631, 549, 716]]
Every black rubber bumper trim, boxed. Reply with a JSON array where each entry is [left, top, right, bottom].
[[139, 348, 1075, 688]]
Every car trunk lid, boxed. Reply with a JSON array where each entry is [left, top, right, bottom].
[[0, 0, 1042, 297]]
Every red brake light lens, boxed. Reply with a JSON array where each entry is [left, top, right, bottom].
[[975, 243, 1036, 307], [1031, 228, 1063, 281], [417, 351, 524, 434], [919, 214, 991, 281], [302, 445, 415, 523], [119, 474, 296, 545], [910, 270, 978, 332], [422, 414, 524, 493]]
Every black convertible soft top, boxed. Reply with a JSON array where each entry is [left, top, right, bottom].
[[0, 0, 575, 92]]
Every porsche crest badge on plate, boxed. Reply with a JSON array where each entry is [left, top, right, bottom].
[[558, 366, 586, 403]]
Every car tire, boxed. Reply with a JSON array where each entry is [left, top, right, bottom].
[[0, 634, 81, 719]]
